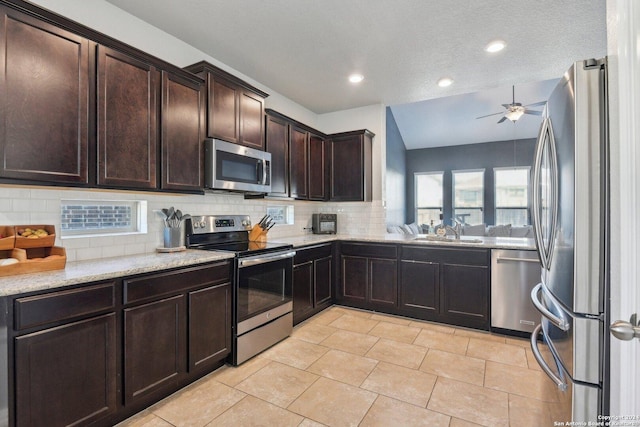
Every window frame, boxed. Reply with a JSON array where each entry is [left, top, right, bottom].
[[452, 168, 485, 225], [493, 166, 531, 226], [60, 199, 148, 239], [414, 171, 444, 226]]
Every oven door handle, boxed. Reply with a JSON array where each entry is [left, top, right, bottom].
[[238, 250, 297, 268]]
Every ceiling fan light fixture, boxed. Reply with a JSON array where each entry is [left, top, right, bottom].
[[485, 40, 506, 53], [437, 77, 454, 87], [505, 108, 525, 122]]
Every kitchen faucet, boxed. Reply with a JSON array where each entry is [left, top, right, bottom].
[[444, 219, 462, 240]]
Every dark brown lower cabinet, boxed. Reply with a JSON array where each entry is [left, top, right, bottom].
[[188, 282, 231, 372], [9, 261, 231, 427], [338, 243, 398, 309], [400, 259, 440, 315], [293, 243, 333, 325], [124, 295, 186, 406], [14, 314, 117, 427], [399, 245, 490, 330], [441, 263, 489, 322]]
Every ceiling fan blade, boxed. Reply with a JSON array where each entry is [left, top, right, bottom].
[[501, 104, 512, 109], [497, 116, 508, 124], [476, 111, 505, 119], [524, 110, 543, 116], [524, 100, 547, 107]]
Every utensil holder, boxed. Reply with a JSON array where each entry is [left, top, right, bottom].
[[163, 227, 182, 248], [249, 225, 268, 243]]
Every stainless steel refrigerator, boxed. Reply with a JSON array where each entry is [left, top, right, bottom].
[[529, 58, 609, 422]]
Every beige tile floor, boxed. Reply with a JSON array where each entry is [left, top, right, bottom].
[[118, 306, 562, 427]]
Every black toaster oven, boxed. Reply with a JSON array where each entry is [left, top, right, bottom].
[[311, 213, 337, 234]]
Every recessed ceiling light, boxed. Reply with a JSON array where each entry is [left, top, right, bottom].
[[485, 40, 506, 53], [349, 74, 364, 83], [437, 77, 454, 88]]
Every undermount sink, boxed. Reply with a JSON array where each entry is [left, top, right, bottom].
[[412, 235, 484, 244]]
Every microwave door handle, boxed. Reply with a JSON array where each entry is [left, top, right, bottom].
[[261, 159, 268, 185]]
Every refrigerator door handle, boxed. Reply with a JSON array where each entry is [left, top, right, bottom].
[[531, 117, 559, 270], [531, 283, 570, 331], [530, 323, 568, 391]]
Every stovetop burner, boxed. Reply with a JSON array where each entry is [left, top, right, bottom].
[[185, 215, 292, 256]]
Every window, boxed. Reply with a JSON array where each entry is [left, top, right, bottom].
[[415, 172, 443, 227], [494, 167, 530, 225], [452, 169, 484, 224], [60, 200, 147, 238]]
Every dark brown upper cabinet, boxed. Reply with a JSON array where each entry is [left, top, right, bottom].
[[265, 113, 289, 197], [264, 109, 328, 201], [308, 134, 327, 200], [0, 5, 90, 185], [289, 125, 309, 199], [97, 45, 159, 189], [329, 129, 374, 202], [184, 61, 268, 150], [160, 71, 206, 192]]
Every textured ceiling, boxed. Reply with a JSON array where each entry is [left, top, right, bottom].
[[104, 0, 607, 146], [390, 78, 560, 149]]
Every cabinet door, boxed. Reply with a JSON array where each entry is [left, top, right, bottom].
[[188, 282, 231, 372], [15, 314, 117, 427], [161, 71, 205, 191], [441, 263, 489, 326], [124, 295, 185, 405], [0, 6, 89, 184], [97, 45, 159, 189], [400, 260, 439, 315], [314, 256, 332, 306], [330, 135, 363, 201], [239, 89, 265, 149], [308, 134, 327, 200], [341, 255, 367, 302], [293, 261, 314, 324], [207, 73, 239, 143], [289, 126, 308, 199], [265, 114, 289, 197], [369, 258, 397, 307]]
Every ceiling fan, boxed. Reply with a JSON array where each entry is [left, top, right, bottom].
[[476, 86, 547, 123]]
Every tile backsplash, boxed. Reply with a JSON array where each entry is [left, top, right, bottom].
[[0, 185, 386, 262]]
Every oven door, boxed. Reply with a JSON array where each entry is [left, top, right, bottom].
[[236, 249, 295, 332]]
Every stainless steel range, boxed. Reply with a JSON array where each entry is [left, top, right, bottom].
[[185, 215, 295, 365]]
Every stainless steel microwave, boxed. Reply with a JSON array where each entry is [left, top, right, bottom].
[[204, 139, 271, 193]]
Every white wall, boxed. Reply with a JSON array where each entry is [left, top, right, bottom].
[[317, 104, 387, 202], [0, 1, 388, 262]]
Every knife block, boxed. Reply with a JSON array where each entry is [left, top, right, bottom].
[[249, 224, 268, 242]]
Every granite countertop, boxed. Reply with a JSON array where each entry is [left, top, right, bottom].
[[0, 250, 234, 297], [277, 233, 537, 251], [0, 233, 535, 297]]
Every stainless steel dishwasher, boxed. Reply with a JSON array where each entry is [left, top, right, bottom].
[[490, 249, 541, 334]]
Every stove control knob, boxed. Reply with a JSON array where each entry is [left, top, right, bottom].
[[199, 221, 206, 229]]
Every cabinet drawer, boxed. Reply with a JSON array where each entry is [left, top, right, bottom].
[[401, 245, 489, 266], [14, 281, 115, 331], [124, 262, 231, 305], [340, 242, 397, 259], [294, 243, 332, 265]]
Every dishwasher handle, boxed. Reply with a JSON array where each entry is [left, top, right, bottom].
[[495, 256, 540, 263]]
